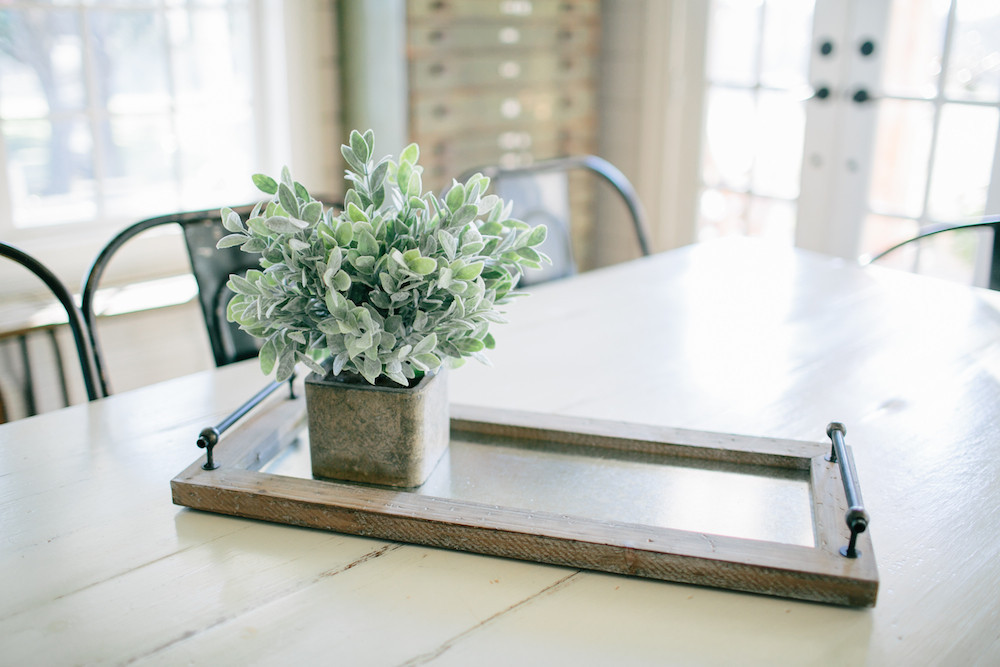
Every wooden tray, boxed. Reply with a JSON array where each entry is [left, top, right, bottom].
[[171, 388, 878, 607]]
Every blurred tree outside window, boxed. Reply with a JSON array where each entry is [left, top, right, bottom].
[[0, 1, 258, 232]]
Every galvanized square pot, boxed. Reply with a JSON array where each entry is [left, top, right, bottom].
[[305, 369, 449, 488]]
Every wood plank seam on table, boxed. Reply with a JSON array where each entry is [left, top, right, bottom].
[[398, 571, 583, 667]]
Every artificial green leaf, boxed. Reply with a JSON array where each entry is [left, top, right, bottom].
[[332, 269, 351, 292], [396, 161, 412, 191], [227, 274, 258, 295], [221, 208, 245, 233], [301, 200, 323, 224], [241, 237, 267, 253], [407, 171, 422, 199], [454, 338, 485, 353], [347, 201, 368, 223], [259, 337, 277, 374], [371, 160, 390, 189], [452, 204, 477, 227], [454, 261, 483, 280], [217, 233, 248, 249], [526, 224, 548, 246], [341, 145, 364, 172], [412, 352, 441, 371], [445, 182, 465, 212], [400, 142, 419, 165], [252, 173, 278, 194], [350, 129, 370, 163], [357, 229, 379, 257], [335, 220, 354, 246], [411, 332, 437, 356], [409, 257, 436, 275], [516, 246, 540, 262]]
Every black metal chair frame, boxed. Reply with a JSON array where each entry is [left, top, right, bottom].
[[459, 155, 653, 268], [863, 215, 1000, 290], [82, 204, 263, 397], [1, 242, 103, 404], [82, 199, 343, 396]]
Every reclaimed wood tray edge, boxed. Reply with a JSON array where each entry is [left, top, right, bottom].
[[170, 388, 878, 608]]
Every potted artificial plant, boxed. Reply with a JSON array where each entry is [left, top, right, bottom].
[[217, 129, 547, 487]]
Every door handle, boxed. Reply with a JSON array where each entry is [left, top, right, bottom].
[[851, 88, 874, 104]]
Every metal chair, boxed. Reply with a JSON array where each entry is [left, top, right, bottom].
[[82, 200, 341, 396], [459, 155, 652, 286], [862, 216, 1000, 291], [1, 242, 104, 410]]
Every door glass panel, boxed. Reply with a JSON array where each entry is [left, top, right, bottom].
[[945, 0, 1000, 102], [752, 90, 804, 199], [881, 0, 949, 98], [759, 0, 815, 88], [702, 88, 754, 190], [927, 103, 998, 220], [868, 99, 934, 218], [705, 0, 761, 86], [860, 213, 920, 260]]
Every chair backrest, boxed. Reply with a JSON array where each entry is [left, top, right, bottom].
[[1, 242, 103, 402], [82, 201, 343, 396], [458, 155, 652, 286], [862, 216, 1000, 291]]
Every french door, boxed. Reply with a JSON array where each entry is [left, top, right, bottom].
[[698, 0, 1000, 286]]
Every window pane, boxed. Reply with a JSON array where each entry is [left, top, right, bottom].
[[759, 0, 814, 89], [706, 0, 761, 85], [177, 108, 255, 209], [881, 0, 949, 98], [702, 88, 754, 190], [945, 0, 1000, 102], [3, 117, 96, 226], [868, 99, 934, 218], [927, 103, 998, 220], [752, 90, 804, 199], [101, 114, 178, 219], [90, 10, 170, 114], [169, 6, 253, 106], [0, 9, 85, 117]]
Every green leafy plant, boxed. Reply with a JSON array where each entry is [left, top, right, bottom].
[[217, 129, 548, 386]]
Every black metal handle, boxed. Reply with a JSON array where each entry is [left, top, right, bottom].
[[197, 376, 296, 470], [826, 422, 869, 558]]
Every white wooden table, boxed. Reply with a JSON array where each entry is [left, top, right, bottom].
[[2, 239, 998, 665]]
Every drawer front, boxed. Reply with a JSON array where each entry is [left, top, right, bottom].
[[411, 86, 595, 135], [409, 0, 598, 22], [408, 21, 598, 55], [410, 52, 596, 91]]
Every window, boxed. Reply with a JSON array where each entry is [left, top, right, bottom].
[[0, 0, 259, 233]]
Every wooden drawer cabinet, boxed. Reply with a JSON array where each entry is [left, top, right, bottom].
[[407, 0, 599, 262]]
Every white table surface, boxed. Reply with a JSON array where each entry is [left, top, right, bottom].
[[2, 238, 999, 665]]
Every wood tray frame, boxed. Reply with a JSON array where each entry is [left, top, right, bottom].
[[171, 390, 878, 607]]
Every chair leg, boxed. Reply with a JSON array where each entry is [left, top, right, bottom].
[[17, 334, 36, 417], [990, 227, 1000, 291], [48, 328, 70, 407]]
